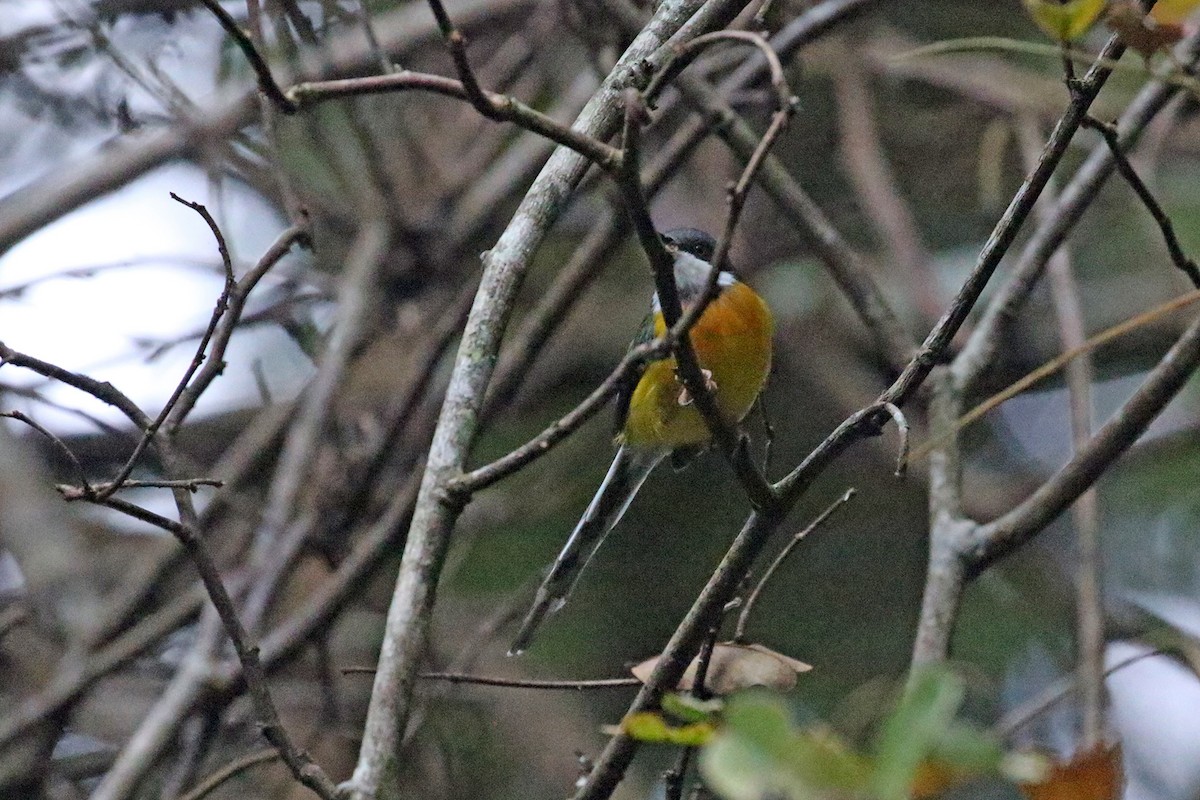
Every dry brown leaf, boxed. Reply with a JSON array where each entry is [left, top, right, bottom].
[[1106, 1, 1185, 58], [1020, 744, 1123, 800], [631, 642, 812, 694]]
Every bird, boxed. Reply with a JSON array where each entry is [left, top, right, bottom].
[[508, 228, 774, 655]]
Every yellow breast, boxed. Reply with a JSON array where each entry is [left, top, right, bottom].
[[622, 281, 774, 449]]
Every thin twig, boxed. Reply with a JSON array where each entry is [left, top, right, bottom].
[[176, 749, 281, 800], [57, 478, 222, 500], [94, 194, 238, 501], [287, 71, 622, 171], [645, 29, 789, 110], [426, 0, 493, 115], [449, 338, 667, 494], [1082, 114, 1200, 288], [196, 0, 298, 112], [1, 410, 92, 495], [87, 495, 341, 799], [1018, 116, 1105, 751], [996, 648, 1166, 739], [0, 342, 150, 428], [733, 488, 856, 642], [348, 670, 640, 690], [165, 224, 306, 433], [879, 402, 910, 477]]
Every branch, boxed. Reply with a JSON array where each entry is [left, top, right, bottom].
[[1082, 114, 1200, 288], [195, 0, 298, 112], [450, 338, 667, 495], [165, 224, 306, 431], [287, 71, 623, 170], [732, 488, 856, 643], [93, 193, 239, 501], [341, 4, 729, 797], [407, 671, 640, 690], [1, 410, 92, 494], [953, 30, 1200, 393], [426, 0, 493, 116], [576, 22, 1125, 800], [177, 749, 281, 800], [966, 308, 1200, 570], [87, 495, 341, 799], [0, 342, 150, 428]]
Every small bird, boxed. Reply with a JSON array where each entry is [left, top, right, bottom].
[[509, 228, 774, 655]]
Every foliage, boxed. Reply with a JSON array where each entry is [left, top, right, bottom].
[[620, 668, 1047, 800]]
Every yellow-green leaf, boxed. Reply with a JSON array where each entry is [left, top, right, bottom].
[[1024, 0, 1108, 41], [618, 712, 716, 746], [1151, 0, 1200, 25]]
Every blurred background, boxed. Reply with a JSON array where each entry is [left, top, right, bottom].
[[2, 0, 1200, 798]]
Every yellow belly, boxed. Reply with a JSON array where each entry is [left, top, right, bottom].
[[622, 281, 773, 449]]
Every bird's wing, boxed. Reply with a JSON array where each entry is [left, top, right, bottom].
[[509, 445, 665, 655], [613, 312, 657, 436]]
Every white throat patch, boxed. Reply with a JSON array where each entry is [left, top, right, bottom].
[[651, 251, 735, 312]]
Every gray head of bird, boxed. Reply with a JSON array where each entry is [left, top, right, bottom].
[[658, 228, 734, 306]]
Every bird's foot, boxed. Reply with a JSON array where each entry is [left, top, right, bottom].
[[677, 368, 717, 406]]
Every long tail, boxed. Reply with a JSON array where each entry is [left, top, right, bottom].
[[509, 446, 665, 655]]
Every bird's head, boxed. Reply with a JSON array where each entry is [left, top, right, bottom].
[[661, 228, 716, 262], [658, 228, 731, 304]]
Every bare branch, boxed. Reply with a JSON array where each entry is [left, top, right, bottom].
[[412, 671, 641, 690], [954, 30, 1200, 393], [177, 749, 281, 800], [196, 0, 298, 112], [451, 339, 666, 494], [1, 410, 92, 495], [1082, 114, 1200, 288], [1018, 116, 1105, 750], [94, 194, 239, 501], [732, 488, 856, 643], [967, 308, 1200, 570], [0, 342, 149, 429], [288, 71, 623, 170]]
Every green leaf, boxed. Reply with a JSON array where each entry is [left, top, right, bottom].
[[930, 722, 1005, 771], [869, 667, 965, 800], [700, 693, 868, 800], [1023, 0, 1107, 41]]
